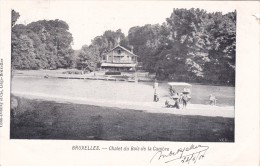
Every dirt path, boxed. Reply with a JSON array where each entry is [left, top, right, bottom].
[[13, 91, 234, 118]]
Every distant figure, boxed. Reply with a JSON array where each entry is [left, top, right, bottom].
[[169, 86, 176, 96], [165, 99, 173, 108], [153, 79, 159, 90], [44, 74, 49, 78], [171, 93, 180, 109], [174, 99, 180, 109], [182, 94, 189, 109], [165, 99, 180, 109], [178, 93, 183, 103], [153, 89, 159, 102], [153, 79, 159, 102], [209, 94, 217, 106]]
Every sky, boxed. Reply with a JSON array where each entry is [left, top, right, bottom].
[[12, 1, 236, 50]]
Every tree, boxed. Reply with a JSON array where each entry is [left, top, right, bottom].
[[12, 18, 75, 70], [203, 11, 236, 85], [127, 8, 236, 85], [11, 10, 20, 27], [164, 8, 210, 80], [76, 45, 99, 71], [128, 24, 163, 72], [27, 19, 74, 69], [11, 35, 38, 69]]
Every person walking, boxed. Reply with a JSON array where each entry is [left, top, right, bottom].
[[153, 79, 159, 102], [153, 89, 159, 102]]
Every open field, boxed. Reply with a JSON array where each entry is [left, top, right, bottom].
[[11, 97, 234, 142], [11, 70, 235, 141], [12, 71, 235, 106]]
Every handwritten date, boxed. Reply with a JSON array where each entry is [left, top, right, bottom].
[[150, 144, 209, 164]]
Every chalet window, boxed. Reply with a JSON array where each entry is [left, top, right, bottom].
[[117, 49, 121, 54]]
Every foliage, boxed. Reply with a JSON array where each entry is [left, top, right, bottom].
[[11, 9, 236, 86], [105, 71, 121, 75], [11, 9, 20, 27], [127, 9, 236, 85], [11, 10, 74, 70], [203, 11, 236, 85]]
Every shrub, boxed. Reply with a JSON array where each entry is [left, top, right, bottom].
[[105, 71, 121, 75]]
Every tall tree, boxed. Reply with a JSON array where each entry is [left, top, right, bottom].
[[11, 34, 38, 69], [27, 19, 74, 69], [203, 11, 236, 85], [76, 45, 99, 71], [127, 8, 236, 85], [12, 18, 75, 70], [128, 24, 163, 72], [11, 9, 20, 27], [164, 8, 210, 80]]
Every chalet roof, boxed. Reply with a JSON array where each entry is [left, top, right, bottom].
[[104, 45, 138, 57]]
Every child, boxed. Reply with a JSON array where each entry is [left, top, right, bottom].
[[209, 94, 217, 106]]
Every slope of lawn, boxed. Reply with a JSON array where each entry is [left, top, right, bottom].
[[11, 97, 234, 142]]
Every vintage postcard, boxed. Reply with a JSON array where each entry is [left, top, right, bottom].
[[0, 0, 259, 166]]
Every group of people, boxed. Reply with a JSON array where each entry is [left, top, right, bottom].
[[153, 79, 217, 109], [153, 80, 191, 109], [165, 86, 191, 109]]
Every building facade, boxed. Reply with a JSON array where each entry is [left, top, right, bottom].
[[101, 45, 138, 71]]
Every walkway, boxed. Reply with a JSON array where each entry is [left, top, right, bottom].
[[13, 91, 234, 118]]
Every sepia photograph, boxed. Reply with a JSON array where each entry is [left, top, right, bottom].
[[10, 1, 236, 142]]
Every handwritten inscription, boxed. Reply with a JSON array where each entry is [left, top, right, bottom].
[[150, 144, 209, 164]]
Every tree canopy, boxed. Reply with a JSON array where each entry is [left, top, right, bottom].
[[11, 12, 74, 70], [11, 9, 236, 86], [127, 8, 236, 85]]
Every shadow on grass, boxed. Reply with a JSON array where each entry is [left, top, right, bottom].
[[10, 97, 234, 142]]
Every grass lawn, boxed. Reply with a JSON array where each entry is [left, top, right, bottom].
[[11, 97, 234, 142]]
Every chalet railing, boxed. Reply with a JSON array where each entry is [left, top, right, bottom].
[[102, 60, 136, 64]]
